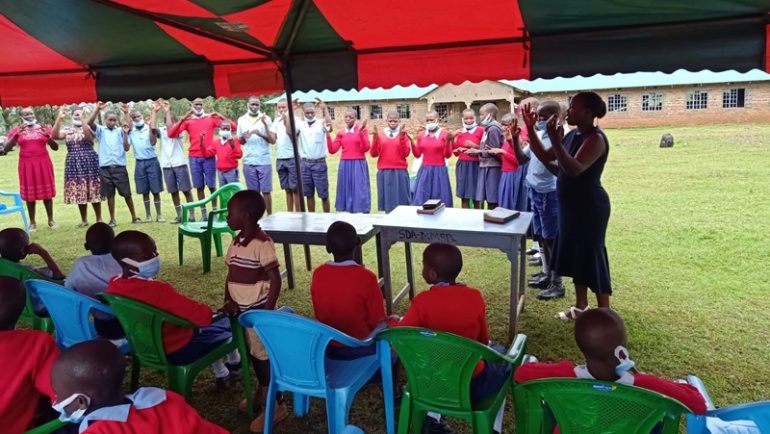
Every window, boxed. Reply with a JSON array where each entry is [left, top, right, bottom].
[[686, 90, 708, 110], [435, 103, 448, 122], [350, 105, 361, 119], [723, 88, 746, 108], [397, 104, 411, 119], [607, 94, 628, 112], [641, 93, 663, 111], [369, 104, 383, 120], [328, 107, 335, 120]]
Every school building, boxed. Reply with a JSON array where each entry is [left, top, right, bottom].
[[267, 69, 770, 130]]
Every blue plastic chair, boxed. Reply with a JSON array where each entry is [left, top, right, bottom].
[[342, 426, 365, 434], [239, 310, 396, 434], [686, 375, 770, 433], [26, 279, 130, 354], [0, 190, 29, 232]]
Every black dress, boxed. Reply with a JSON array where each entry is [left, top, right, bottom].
[[552, 126, 612, 294]]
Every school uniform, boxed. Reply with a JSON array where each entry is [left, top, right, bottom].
[[410, 128, 453, 207], [271, 115, 301, 191], [157, 127, 192, 194], [106, 276, 231, 365], [476, 121, 504, 204], [498, 141, 520, 209], [237, 113, 273, 193], [128, 125, 164, 195], [0, 330, 59, 434], [370, 128, 411, 212], [454, 126, 484, 200], [213, 137, 243, 186], [77, 387, 228, 433], [93, 124, 131, 199], [526, 131, 559, 239], [168, 114, 233, 190], [65, 254, 125, 339], [298, 119, 330, 199], [329, 125, 371, 213]]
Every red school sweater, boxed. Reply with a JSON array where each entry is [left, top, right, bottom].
[[167, 115, 235, 158], [454, 127, 485, 162], [370, 131, 410, 169], [412, 130, 451, 166], [213, 137, 243, 172], [501, 141, 519, 173], [329, 125, 371, 159]]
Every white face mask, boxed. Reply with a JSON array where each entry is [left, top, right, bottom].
[[73, 120, 83, 127], [220, 131, 232, 140], [192, 108, 204, 117], [249, 108, 260, 116], [614, 345, 636, 376], [426, 122, 438, 132], [464, 122, 477, 130], [24, 118, 37, 126], [52, 393, 91, 424], [122, 255, 161, 279]]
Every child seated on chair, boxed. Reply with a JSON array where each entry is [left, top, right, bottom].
[[220, 190, 287, 433], [514, 308, 707, 417], [0, 276, 61, 433], [105, 230, 242, 388], [65, 222, 125, 339], [395, 243, 510, 434], [0, 227, 66, 316], [50, 339, 227, 433]]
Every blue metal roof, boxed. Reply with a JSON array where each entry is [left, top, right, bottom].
[[501, 69, 770, 93], [266, 84, 437, 104]]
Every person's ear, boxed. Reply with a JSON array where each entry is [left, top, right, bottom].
[[84, 243, 89, 251], [325, 245, 332, 254]]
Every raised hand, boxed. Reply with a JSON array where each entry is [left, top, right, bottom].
[[153, 100, 162, 112], [360, 119, 368, 131], [510, 118, 521, 139], [372, 124, 378, 134], [182, 110, 193, 121], [315, 97, 326, 110], [210, 112, 221, 119], [242, 130, 253, 139], [121, 124, 130, 133], [162, 100, 171, 111], [97, 101, 107, 110], [120, 103, 129, 114], [545, 114, 562, 145], [57, 106, 66, 120], [521, 103, 537, 128], [261, 114, 269, 125], [39, 127, 51, 138], [200, 130, 206, 139]]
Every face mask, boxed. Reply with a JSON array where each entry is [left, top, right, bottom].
[[464, 122, 477, 130], [426, 122, 438, 132], [305, 117, 315, 124], [481, 114, 491, 126], [52, 393, 90, 424], [249, 109, 260, 116], [220, 131, 232, 140], [73, 120, 83, 127], [24, 118, 37, 126], [536, 120, 548, 131], [122, 255, 161, 279], [614, 345, 636, 377], [192, 109, 204, 117], [134, 121, 145, 129]]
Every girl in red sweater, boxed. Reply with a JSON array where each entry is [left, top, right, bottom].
[[453, 108, 484, 209], [410, 111, 453, 207], [329, 109, 371, 213], [370, 110, 411, 212], [490, 113, 520, 209]]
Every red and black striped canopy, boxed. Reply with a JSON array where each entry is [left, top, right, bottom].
[[1, 0, 769, 106]]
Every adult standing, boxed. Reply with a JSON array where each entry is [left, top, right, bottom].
[[296, 98, 332, 213], [51, 106, 102, 227], [523, 92, 612, 320], [271, 98, 301, 212], [237, 96, 275, 214], [2, 107, 58, 232]]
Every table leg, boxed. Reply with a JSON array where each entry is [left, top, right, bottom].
[[303, 244, 312, 271], [376, 233, 384, 283], [509, 238, 520, 341], [405, 242, 415, 300], [380, 236, 394, 314], [519, 236, 527, 299], [283, 243, 295, 290]]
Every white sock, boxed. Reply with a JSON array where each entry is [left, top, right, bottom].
[[226, 350, 241, 365], [427, 412, 442, 422], [533, 241, 540, 250], [212, 360, 228, 378], [494, 398, 505, 432]]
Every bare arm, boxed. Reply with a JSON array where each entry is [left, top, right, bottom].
[[263, 115, 276, 144], [27, 244, 65, 280], [149, 100, 160, 146], [263, 268, 282, 311], [553, 132, 606, 178], [51, 107, 66, 140], [87, 103, 105, 131], [40, 127, 59, 151]]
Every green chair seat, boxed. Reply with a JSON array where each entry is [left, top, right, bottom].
[[0, 258, 62, 333]]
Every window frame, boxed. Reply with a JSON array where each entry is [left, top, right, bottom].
[[434, 103, 448, 122], [686, 90, 709, 110], [396, 104, 411, 119], [641, 92, 664, 112], [369, 104, 383, 120], [722, 88, 746, 109], [607, 94, 628, 112]]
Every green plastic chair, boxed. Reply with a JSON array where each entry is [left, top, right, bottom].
[[0, 258, 62, 333], [101, 293, 255, 418], [513, 377, 692, 434], [378, 328, 527, 434], [178, 183, 246, 273], [23, 418, 67, 434]]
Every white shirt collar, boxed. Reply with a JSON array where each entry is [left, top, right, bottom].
[[573, 365, 635, 385]]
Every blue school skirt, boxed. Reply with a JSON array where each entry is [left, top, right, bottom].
[[377, 169, 411, 213], [498, 170, 518, 210], [455, 160, 480, 200], [411, 165, 453, 207], [514, 163, 530, 212], [336, 159, 371, 213]]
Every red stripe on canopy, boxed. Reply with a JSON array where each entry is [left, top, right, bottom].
[[155, 22, 263, 61], [213, 62, 283, 97], [358, 43, 529, 90], [223, 0, 293, 46], [0, 15, 82, 73], [108, 0, 217, 18], [0, 72, 96, 106]]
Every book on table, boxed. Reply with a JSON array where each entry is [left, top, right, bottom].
[[483, 207, 520, 224], [417, 200, 446, 215]]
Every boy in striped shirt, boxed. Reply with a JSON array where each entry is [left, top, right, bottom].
[[221, 190, 286, 433]]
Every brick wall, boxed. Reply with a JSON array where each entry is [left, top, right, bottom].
[[533, 82, 770, 128], [327, 100, 430, 133]]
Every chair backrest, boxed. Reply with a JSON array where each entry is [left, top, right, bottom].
[[239, 310, 367, 396], [210, 183, 246, 223], [377, 327, 519, 413], [0, 190, 23, 207], [0, 258, 62, 283], [102, 293, 195, 369], [27, 279, 114, 349], [514, 379, 692, 434]]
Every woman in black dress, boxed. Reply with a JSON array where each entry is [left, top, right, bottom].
[[522, 92, 611, 320]]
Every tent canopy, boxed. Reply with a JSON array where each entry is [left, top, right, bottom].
[[1, 0, 769, 106]]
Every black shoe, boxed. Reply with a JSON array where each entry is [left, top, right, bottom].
[[538, 282, 566, 300], [422, 417, 455, 434], [528, 271, 547, 285], [216, 364, 243, 388], [528, 272, 551, 289], [529, 256, 542, 266]]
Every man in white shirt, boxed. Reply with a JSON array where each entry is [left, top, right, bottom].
[[295, 98, 332, 213], [237, 96, 276, 214], [271, 98, 302, 212]]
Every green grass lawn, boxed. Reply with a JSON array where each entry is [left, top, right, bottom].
[[2, 123, 769, 433]]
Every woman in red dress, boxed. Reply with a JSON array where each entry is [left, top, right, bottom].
[[2, 107, 59, 232]]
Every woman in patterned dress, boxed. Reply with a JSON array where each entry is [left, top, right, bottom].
[[52, 106, 102, 226], [2, 107, 58, 232]]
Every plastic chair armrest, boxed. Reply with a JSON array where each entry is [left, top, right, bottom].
[[88, 301, 115, 316], [506, 333, 527, 364], [364, 323, 388, 342], [208, 209, 228, 230], [686, 375, 716, 411], [522, 354, 538, 364]]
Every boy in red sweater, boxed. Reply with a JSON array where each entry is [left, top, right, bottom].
[[514, 308, 707, 419], [0, 276, 60, 434], [397, 243, 510, 434], [105, 230, 241, 387], [370, 110, 411, 212], [201, 122, 243, 187], [50, 340, 227, 433]]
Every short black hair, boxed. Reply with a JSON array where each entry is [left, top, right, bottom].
[[326, 221, 358, 256], [538, 100, 561, 117], [86, 222, 115, 255], [111, 230, 153, 262], [229, 190, 266, 223], [574, 308, 627, 362], [424, 243, 463, 280], [52, 340, 126, 404], [0, 228, 27, 260], [0, 276, 26, 329]]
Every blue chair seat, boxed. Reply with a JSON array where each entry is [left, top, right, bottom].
[[687, 375, 770, 433]]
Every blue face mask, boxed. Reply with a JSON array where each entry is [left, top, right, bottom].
[[426, 122, 438, 132], [481, 114, 491, 126], [73, 120, 83, 127], [52, 393, 90, 424], [122, 255, 161, 279], [536, 120, 548, 131], [614, 346, 636, 377], [134, 121, 145, 129]]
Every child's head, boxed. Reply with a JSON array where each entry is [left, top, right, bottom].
[[304, 102, 316, 121], [386, 110, 400, 130], [325, 221, 359, 258], [0, 228, 30, 262], [574, 308, 631, 380], [462, 109, 477, 127], [0, 276, 26, 330], [480, 103, 499, 124], [218, 121, 232, 139], [104, 112, 119, 129], [85, 222, 115, 256], [111, 230, 160, 279], [51, 340, 126, 422], [344, 109, 357, 128], [227, 190, 266, 232], [129, 109, 144, 125], [500, 113, 516, 129], [517, 97, 540, 117], [422, 243, 463, 285], [536, 101, 561, 131]]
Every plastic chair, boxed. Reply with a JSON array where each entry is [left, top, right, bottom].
[[0, 190, 29, 232], [686, 375, 770, 433], [342, 426, 365, 434], [513, 378, 692, 434], [101, 293, 254, 418], [0, 258, 61, 333], [26, 279, 130, 354], [23, 418, 67, 434], [239, 310, 396, 434], [377, 328, 527, 434], [178, 183, 245, 273]]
